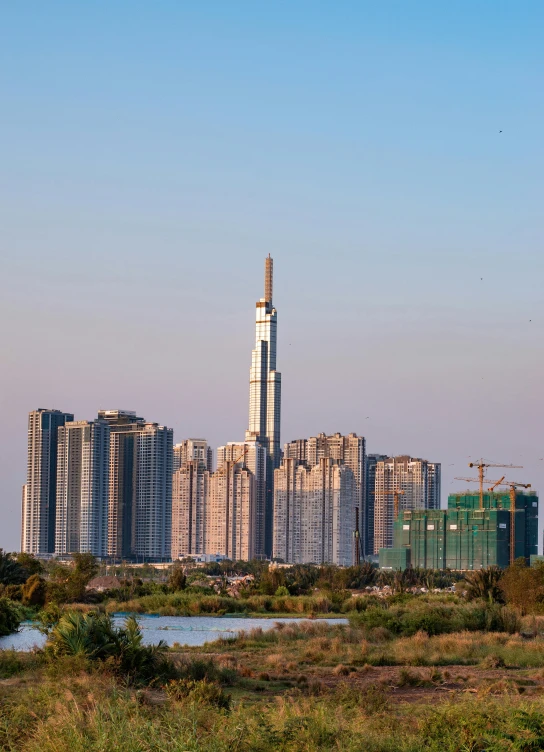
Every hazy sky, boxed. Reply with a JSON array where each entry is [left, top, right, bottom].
[[1, 2, 543, 552]]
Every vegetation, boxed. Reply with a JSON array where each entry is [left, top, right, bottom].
[[6, 604, 544, 750], [45, 611, 174, 685], [0, 596, 23, 636]]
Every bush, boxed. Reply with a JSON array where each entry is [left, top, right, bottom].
[[0, 597, 22, 636], [177, 657, 237, 686], [3, 584, 22, 601], [349, 600, 520, 637], [165, 678, 231, 709], [22, 575, 47, 607], [46, 611, 175, 686]]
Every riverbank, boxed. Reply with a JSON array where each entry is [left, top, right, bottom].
[[3, 613, 544, 751]]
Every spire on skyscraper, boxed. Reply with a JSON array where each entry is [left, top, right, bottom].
[[265, 254, 273, 303]]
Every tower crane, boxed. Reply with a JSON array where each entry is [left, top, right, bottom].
[[487, 479, 532, 565], [217, 446, 249, 474], [466, 460, 523, 509], [372, 488, 406, 551]]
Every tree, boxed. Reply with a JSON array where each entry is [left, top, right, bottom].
[[0, 597, 22, 636], [15, 553, 43, 578], [169, 566, 187, 592], [0, 550, 27, 585], [460, 566, 504, 603], [72, 553, 99, 584], [22, 574, 47, 607], [500, 560, 544, 615]]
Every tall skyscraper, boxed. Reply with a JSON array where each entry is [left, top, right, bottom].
[[55, 420, 110, 557], [173, 439, 213, 473], [98, 410, 173, 560], [245, 255, 281, 557], [373, 456, 442, 553], [283, 432, 366, 560], [274, 457, 355, 566], [22, 408, 74, 554]]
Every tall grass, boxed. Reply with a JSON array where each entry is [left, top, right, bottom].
[[105, 592, 337, 616], [3, 669, 544, 751]]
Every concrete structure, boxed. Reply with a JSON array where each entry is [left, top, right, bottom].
[[379, 491, 538, 570], [207, 464, 255, 560], [55, 420, 110, 556], [98, 410, 173, 560], [173, 439, 212, 473], [273, 457, 355, 566], [22, 409, 74, 554], [245, 255, 281, 557], [283, 432, 366, 560], [172, 460, 210, 559], [364, 454, 387, 558], [217, 440, 267, 557], [373, 456, 441, 554]]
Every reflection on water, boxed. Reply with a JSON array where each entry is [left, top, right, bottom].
[[0, 615, 348, 652]]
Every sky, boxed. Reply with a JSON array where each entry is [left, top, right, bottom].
[[1, 1, 543, 552]]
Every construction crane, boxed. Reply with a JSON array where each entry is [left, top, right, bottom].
[[487, 479, 532, 565], [372, 488, 406, 551], [217, 446, 249, 474], [465, 460, 523, 509]]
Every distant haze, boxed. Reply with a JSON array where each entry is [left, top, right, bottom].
[[1, 2, 543, 551]]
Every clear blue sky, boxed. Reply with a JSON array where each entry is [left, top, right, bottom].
[[1, 1, 543, 551]]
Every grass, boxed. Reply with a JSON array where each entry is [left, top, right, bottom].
[[4, 667, 544, 751], [104, 592, 340, 616], [6, 595, 544, 750]]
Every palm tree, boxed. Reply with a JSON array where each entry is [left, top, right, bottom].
[[46, 611, 171, 685], [460, 567, 504, 603]]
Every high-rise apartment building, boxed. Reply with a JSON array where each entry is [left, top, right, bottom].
[[22, 409, 74, 554], [172, 461, 210, 559], [273, 457, 355, 566], [134, 422, 173, 560], [171, 439, 212, 559], [55, 420, 110, 557], [173, 439, 212, 473], [217, 440, 267, 557], [364, 454, 387, 558], [98, 410, 173, 560], [245, 255, 281, 557], [283, 432, 366, 559], [207, 464, 255, 560], [373, 456, 441, 553]]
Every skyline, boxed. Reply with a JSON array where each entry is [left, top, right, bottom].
[[1, 2, 543, 551]]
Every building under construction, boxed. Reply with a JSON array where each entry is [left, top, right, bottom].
[[379, 490, 538, 570]]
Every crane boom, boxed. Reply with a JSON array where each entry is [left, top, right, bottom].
[[467, 460, 523, 510]]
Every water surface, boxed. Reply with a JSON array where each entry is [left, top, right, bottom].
[[0, 614, 348, 652]]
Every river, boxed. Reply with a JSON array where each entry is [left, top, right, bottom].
[[0, 615, 348, 651]]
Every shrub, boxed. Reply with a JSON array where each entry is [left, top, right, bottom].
[[177, 656, 237, 686], [165, 678, 231, 709], [3, 584, 22, 601], [46, 611, 174, 685], [22, 575, 47, 607], [0, 597, 22, 636]]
